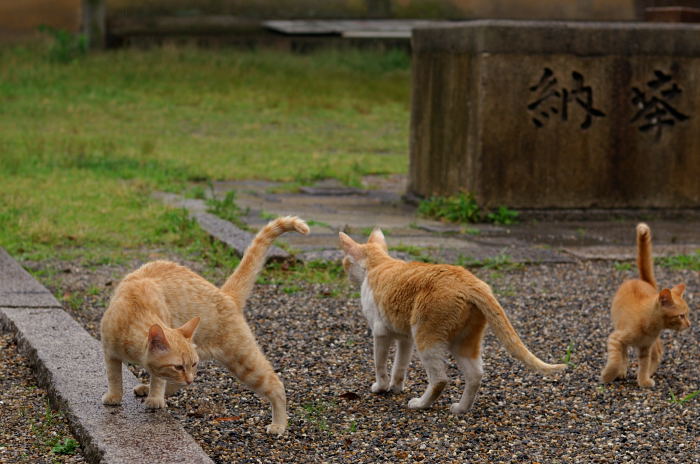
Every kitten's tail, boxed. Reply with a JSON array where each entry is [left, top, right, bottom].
[[636, 223, 657, 289], [471, 283, 567, 376], [221, 216, 310, 309]]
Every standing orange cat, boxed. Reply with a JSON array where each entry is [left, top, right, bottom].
[[600, 223, 691, 388], [100, 216, 309, 435], [339, 229, 565, 414]]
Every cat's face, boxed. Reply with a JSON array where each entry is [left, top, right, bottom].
[[339, 229, 388, 284], [146, 317, 201, 385], [659, 285, 691, 331]]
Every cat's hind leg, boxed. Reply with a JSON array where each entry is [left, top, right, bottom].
[[450, 355, 483, 414], [449, 333, 484, 414], [102, 356, 124, 405], [389, 336, 413, 393], [371, 334, 394, 393], [600, 331, 628, 383], [408, 343, 448, 410], [222, 338, 287, 435]]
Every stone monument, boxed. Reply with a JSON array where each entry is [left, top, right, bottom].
[[409, 20, 700, 209]]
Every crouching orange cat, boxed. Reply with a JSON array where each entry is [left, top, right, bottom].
[[100, 216, 310, 435], [600, 223, 691, 388], [339, 229, 566, 414]]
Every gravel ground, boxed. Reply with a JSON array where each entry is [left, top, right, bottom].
[[13, 254, 700, 463], [0, 331, 85, 463]]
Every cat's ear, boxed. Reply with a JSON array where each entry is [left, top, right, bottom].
[[672, 283, 686, 296], [148, 324, 170, 352], [339, 232, 359, 255], [178, 316, 200, 340], [367, 227, 388, 251], [659, 288, 675, 308]]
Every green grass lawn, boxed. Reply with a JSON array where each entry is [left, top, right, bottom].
[[0, 43, 410, 259]]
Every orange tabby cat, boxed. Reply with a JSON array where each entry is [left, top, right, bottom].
[[600, 223, 691, 388], [339, 229, 566, 414], [100, 216, 310, 435]]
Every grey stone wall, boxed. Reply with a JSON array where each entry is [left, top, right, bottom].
[[409, 20, 700, 209]]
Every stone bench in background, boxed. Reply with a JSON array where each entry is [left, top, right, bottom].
[[408, 20, 700, 209]]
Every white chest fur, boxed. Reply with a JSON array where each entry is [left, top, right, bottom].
[[360, 279, 392, 336]]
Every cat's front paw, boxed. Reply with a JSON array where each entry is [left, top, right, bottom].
[[144, 396, 167, 409], [371, 381, 390, 393], [133, 384, 149, 397], [101, 392, 122, 406], [450, 402, 470, 414], [266, 423, 287, 436], [638, 378, 655, 388], [407, 397, 429, 410], [389, 382, 404, 394]]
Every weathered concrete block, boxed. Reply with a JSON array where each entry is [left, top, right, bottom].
[[409, 20, 700, 209]]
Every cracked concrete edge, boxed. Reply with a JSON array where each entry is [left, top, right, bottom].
[[153, 191, 291, 261]]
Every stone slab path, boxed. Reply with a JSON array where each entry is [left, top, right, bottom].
[[203, 176, 700, 265]]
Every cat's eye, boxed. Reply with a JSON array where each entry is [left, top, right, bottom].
[[192, 362, 198, 367], [174, 365, 184, 371]]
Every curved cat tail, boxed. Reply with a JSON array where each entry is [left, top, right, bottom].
[[470, 282, 566, 375], [636, 222, 657, 289], [221, 216, 310, 309]]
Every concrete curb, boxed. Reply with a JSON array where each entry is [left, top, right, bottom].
[[0, 249, 213, 464]]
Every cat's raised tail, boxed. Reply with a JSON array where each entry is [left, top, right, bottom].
[[470, 281, 567, 375], [221, 216, 310, 308], [636, 223, 657, 289]]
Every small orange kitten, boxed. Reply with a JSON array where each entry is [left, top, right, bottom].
[[600, 223, 691, 388], [339, 229, 565, 414], [100, 216, 310, 435]]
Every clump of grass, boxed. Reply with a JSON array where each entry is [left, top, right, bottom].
[[419, 192, 481, 223], [656, 251, 700, 271], [390, 244, 435, 263], [457, 253, 523, 271], [52, 438, 79, 455], [301, 400, 336, 434], [259, 260, 347, 292], [38, 25, 87, 63], [614, 262, 633, 272], [206, 191, 249, 229], [30, 403, 80, 455], [418, 193, 518, 225]]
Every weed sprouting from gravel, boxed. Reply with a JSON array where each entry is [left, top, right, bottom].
[[562, 342, 576, 368], [668, 389, 700, 405]]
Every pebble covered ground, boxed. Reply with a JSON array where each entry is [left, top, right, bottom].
[[0, 331, 85, 463], [11, 254, 700, 463]]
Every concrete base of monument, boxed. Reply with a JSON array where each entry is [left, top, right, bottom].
[[409, 20, 700, 209]]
